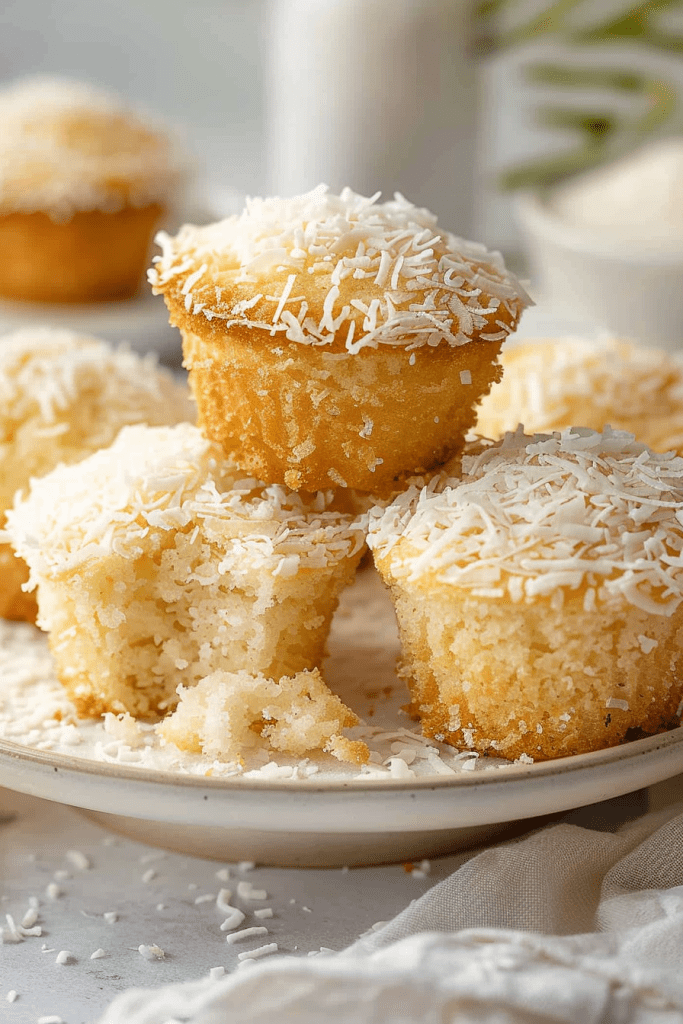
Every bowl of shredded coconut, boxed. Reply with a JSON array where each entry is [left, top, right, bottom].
[[515, 138, 683, 350]]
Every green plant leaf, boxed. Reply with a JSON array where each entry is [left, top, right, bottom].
[[499, 143, 611, 190], [570, 0, 683, 52], [499, 60, 677, 189]]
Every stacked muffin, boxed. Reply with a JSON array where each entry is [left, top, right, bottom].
[[149, 185, 530, 495]]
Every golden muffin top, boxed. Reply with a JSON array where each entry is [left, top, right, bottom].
[[149, 185, 531, 354], [368, 426, 683, 614], [0, 77, 189, 218], [476, 335, 683, 452]]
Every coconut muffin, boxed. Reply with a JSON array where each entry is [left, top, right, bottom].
[[0, 327, 193, 622], [159, 667, 369, 765], [149, 185, 530, 495], [476, 335, 683, 453], [368, 426, 683, 761], [6, 423, 367, 718], [0, 76, 188, 302]]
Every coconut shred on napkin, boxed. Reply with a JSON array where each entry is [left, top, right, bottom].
[[98, 799, 683, 1024]]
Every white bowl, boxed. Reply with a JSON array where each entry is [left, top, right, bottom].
[[515, 190, 683, 351]]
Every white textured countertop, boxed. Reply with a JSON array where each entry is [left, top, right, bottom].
[[3, 778, 678, 1024], [0, 789, 450, 1023]]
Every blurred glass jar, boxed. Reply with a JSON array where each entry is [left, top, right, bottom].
[[266, 0, 478, 236]]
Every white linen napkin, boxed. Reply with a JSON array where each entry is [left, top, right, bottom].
[[98, 797, 683, 1024]]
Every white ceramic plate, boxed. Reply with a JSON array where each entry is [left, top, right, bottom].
[[3, 568, 683, 866], [2, 723, 683, 868]]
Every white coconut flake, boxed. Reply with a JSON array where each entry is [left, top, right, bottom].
[[237, 942, 278, 961], [194, 893, 215, 905], [225, 926, 268, 945], [237, 881, 267, 901], [55, 950, 72, 964], [216, 888, 233, 913], [20, 906, 38, 928], [219, 909, 246, 932], [606, 697, 630, 711], [271, 273, 297, 326], [1, 915, 22, 944], [90, 948, 106, 959], [65, 849, 89, 870]]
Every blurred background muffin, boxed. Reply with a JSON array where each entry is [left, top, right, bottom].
[[0, 76, 190, 304], [476, 335, 683, 453]]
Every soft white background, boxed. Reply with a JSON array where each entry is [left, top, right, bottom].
[[2, 0, 683, 250]]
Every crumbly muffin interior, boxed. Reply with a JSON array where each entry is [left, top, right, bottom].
[[7, 423, 366, 718], [159, 667, 369, 765]]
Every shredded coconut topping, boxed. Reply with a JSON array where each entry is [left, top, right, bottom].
[[6, 423, 366, 581], [149, 184, 530, 352], [0, 328, 193, 521], [368, 426, 683, 614]]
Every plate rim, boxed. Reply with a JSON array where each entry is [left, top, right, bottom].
[[2, 722, 682, 794]]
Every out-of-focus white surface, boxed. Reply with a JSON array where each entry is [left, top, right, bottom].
[[266, 0, 479, 237], [2, 782, 673, 1023], [0, 789, 444, 1023], [0, 290, 183, 364]]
